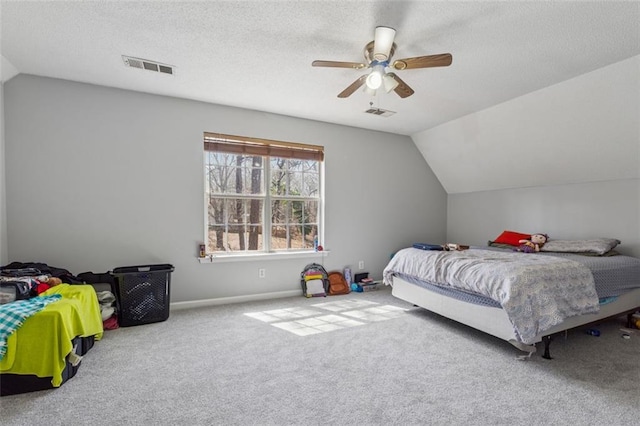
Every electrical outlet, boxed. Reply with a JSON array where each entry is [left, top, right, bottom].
[[259, 268, 265, 278], [358, 261, 364, 270]]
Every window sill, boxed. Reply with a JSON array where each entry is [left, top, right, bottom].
[[198, 250, 330, 263]]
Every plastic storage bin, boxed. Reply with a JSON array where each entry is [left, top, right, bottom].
[[1, 336, 84, 396], [112, 264, 174, 327]]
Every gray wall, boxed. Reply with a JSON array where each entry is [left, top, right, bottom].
[[412, 56, 639, 194], [4, 75, 447, 303], [0, 83, 7, 265], [413, 56, 640, 259], [447, 179, 640, 257]]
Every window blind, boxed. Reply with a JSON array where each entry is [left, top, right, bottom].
[[204, 132, 324, 162]]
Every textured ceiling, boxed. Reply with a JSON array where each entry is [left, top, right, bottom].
[[1, 1, 639, 136]]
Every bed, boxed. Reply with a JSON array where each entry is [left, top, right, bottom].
[[0, 284, 103, 395], [383, 241, 640, 358]]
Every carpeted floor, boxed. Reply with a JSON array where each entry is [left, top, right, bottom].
[[1, 287, 639, 425]]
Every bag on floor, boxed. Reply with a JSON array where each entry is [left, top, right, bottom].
[[300, 263, 329, 297], [327, 271, 350, 295]]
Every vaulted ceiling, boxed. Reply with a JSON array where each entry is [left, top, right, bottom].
[[2, 1, 639, 136]]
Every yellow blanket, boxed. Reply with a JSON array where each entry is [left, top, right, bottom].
[[0, 284, 104, 386]]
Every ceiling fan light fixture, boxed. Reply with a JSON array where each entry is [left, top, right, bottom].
[[373, 26, 396, 61], [363, 85, 377, 96], [366, 64, 385, 90], [382, 73, 399, 93]]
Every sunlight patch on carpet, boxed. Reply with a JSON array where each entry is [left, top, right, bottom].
[[311, 299, 378, 312], [244, 300, 407, 336]]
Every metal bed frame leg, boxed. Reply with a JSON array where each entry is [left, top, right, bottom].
[[542, 335, 553, 360]]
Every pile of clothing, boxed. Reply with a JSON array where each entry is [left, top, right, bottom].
[[95, 290, 118, 330], [1, 262, 120, 330], [0, 263, 74, 304], [76, 272, 119, 330]]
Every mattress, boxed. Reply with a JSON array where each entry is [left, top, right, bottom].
[[540, 251, 640, 297], [390, 247, 640, 308]]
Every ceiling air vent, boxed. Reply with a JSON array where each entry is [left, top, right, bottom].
[[364, 107, 396, 117], [122, 55, 175, 75]]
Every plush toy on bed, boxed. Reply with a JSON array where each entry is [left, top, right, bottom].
[[516, 233, 548, 253], [46, 277, 63, 286]]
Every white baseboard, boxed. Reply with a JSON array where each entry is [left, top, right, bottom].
[[170, 289, 301, 311]]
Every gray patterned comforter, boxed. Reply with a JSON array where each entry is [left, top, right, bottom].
[[383, 248, 600, 344]]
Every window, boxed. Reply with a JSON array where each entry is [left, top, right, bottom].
[[204, 133, 323, 255]]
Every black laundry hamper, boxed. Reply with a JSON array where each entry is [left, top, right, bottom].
[[112, 264, 174, 327]]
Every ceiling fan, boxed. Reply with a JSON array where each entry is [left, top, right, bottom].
[[312, 26, 452, 99]]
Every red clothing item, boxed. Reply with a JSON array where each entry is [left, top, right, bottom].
[[103, 315, 119, 330], [34, 280, 51, 294]]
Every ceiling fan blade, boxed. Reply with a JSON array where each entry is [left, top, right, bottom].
[[337, 75, 368, 98], [392, 53, 453, 70], [312, 60, 367, 70], [387, 73, 414, 98], [373, 26, 396, 61]]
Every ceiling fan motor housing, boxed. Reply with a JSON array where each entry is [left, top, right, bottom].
[[364, 41, 396, 65], [372, 26, 397, 61]]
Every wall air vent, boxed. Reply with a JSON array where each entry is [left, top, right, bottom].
[[122, 55, 175, 75], [364, 107, 396, 117]]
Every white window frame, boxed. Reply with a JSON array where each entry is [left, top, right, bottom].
[[203, 133, 325, 260]]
